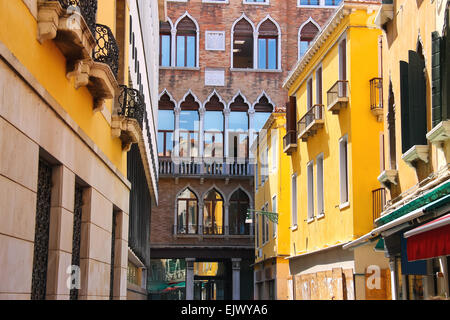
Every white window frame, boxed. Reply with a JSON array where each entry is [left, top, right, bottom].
[[297, 0, 343, 8], [316, 153, 324, 218], [272, 195, 277, 238], [338, 33, 347, 82], [243, 0, 270, 5], [256, 15, 282, 72], [297, 17, 321, 60], [307, 160, 315, 222], [291, 173, 298, 229], [315, 65, 323, 104], [339, 134, 350, 209], [203, 0, 229, 3], [271, 130, 278, 173], [306, 75, 314, 110]]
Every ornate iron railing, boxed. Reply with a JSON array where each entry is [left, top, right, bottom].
[[70, 184, 83, 300], [93, 24, 119, 78], [117, 85, 145, 128], [297, 104, 324, 136], [31, 160, 53, 300], [370, 77, 383, 110], [53, 0, 98, 37]]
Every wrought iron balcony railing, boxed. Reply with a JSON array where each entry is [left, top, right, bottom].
[[117, 85, 145, 128], [370, 77, 384, 122], [372, 188, 386, 223], [53, 0, 98, 37], [327, 80, 349, 114], [370, 77, 383, 110], [297, 104, 325, 141], [283, 130, 297, 155], [93, 24, 119, 78]]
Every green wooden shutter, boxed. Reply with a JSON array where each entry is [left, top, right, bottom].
[[432, 32, 442, 128], [444, 20, 450, 122], [400, 61, 411, 154], [407, 50, 428, 148]]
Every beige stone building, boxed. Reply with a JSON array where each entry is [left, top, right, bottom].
[[0, 0, 163, 300]]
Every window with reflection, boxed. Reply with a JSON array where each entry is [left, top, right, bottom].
[[204, 94, 225, 159], [254, 94, 274, 144], [179, 94, 200, 158], [233, 18, 254, 69], [203, 189, 224, 235], [299, 20, 320, 58], [258, 19, 278, 70], [229, 95, 250, 159], [176, 16, 197, 67], [229, 189, 250, 235], [160, 21, 172, 66], [158, 92, 176, 157], [177, 188, 198, 234]]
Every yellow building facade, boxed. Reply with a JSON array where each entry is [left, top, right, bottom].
[[282, 1, 391, 300], [345, 0, 450, 300], [253, 111, 292, 300], [0, 0, 162, 300]]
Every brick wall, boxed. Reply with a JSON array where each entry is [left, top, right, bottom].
[[159, 0, 336, 107]]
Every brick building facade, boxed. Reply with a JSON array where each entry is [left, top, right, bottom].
[[150, 0, 339, 300]]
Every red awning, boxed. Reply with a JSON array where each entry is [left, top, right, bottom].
[[405, 213, 450, 261]]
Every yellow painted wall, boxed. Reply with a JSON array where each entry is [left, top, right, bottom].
[[254, 113, 291, 263], [0, 0, 126, 174], [381, 0, 443, 197], [286, 9, 383, 256]]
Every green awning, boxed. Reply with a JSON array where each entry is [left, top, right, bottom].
[[374, 238, 385, 251], [376, 181, 450, 226]]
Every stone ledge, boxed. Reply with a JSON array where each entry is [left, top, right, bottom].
[[426, 120, 450, 145], [401, 145, 429, 167], [377, 169, 398, 189]]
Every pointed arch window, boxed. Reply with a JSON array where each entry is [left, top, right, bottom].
[[299, 20, 320, 58], [177, 188, 199, 235], [229, 94, 250, 159], [233, 18, 254, 69], [204, 93, 225, 159], [258, 19, 278, 70], [176, 16, 197, 67], [158, 92, 176, 157], [179, 93, 200, 158], [160, 21, 172, 66], [229, 189, 250, 235], [203, 189, 224, 235]]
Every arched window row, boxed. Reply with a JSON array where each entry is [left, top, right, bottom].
[[158, 90, 274, 159], [175, 187, 252, 236], [160, 14, 323, 71]]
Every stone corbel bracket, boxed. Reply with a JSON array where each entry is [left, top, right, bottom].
[[111, 116, 140, 152], [426, 120, 450, 146], [377, 169, 398, 189], [37, 1, 96, 56], [401, 145, 430, 168], [87, 62, 119, 113], [37, 1, 63, 44]]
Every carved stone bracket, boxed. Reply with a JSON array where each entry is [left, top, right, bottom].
[[401, 145, 430, 168], [377, 169, 398, 189], [67, 58, 92, 89], [111, 115, 140, 152], [37, 1, 62, 44]]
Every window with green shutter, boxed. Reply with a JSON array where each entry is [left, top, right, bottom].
[[399, 47, 428, 154], [432, 32, 442, 128]]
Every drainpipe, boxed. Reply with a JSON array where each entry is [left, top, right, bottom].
[[389, 258, 398, 300]]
